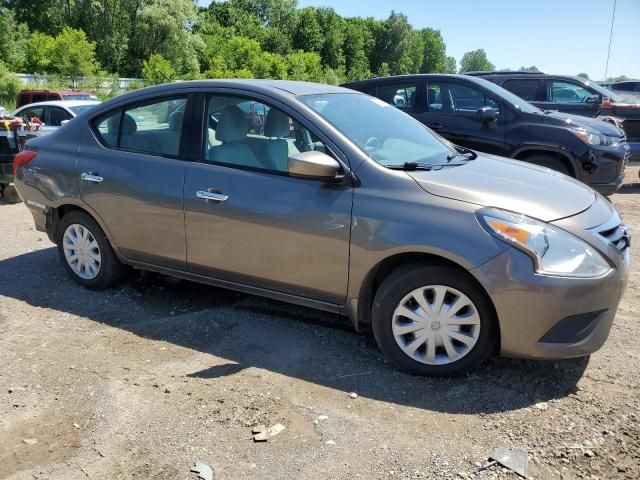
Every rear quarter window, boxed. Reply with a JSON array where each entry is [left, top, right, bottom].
[[502, 79, 541, 101]]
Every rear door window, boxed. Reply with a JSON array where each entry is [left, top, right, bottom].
[[18, 106, 45, 122], [502, 79, 541, 101], [375, 83, 418, 112], [93, 96, 187, 157]]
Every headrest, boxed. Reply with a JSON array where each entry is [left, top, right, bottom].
[[107, 114, 120, 135], [168, 111, 184, 131], [216, 106, 247, 143], [121, 114, 137, 135], [264, 109, 290, 138], [428, 88, 437, 102]]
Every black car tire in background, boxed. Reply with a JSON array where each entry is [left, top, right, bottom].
[[522, 154, 572, 177]]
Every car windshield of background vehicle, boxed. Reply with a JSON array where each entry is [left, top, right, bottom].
[[477, 78, 541, 113], [70, 105, 98, 115], [300, 93, 455, 167], [583, 81, 624, 103]]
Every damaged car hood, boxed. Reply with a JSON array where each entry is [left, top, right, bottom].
[[408, 154, 596, 222]]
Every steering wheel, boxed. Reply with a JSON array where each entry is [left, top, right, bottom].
[[364, 136, 382, 152]]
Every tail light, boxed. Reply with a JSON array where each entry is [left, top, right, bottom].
[[13, 150, 38, 176]]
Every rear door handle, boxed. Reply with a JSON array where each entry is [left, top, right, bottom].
[[196, 190, 228, 202], [428, 123, 443, 130], [80, 172, 103, 183]]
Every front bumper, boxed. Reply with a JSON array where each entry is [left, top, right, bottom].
[[471, 240, 629, 360], [582, 144, 629, 195]]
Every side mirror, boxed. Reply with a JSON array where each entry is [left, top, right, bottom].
[[585, 94, 601, 104], [477, 106, 497, 122], [288, 151, 341, 181]]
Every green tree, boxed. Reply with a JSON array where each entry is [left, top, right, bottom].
[[26, 32, 56, 74], [142, 53, 176, 85], [419, 28, 446, 73], [343, 19, 372, 81], [52, 27, 99, 88], [4, 0, 69, 36], [459, 49, 495, 73], [577, 72, 589, 79], [128, 0, 204, 77], [286, 50, 324, 82], [0, 10, 29, 71], [315, 7, 345, 70], [0, 64, 21, 109], [291, 7, 323, 53], [443, 56, 457, 74]]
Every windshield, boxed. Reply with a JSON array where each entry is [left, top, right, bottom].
[[300, 93, 455, 166], [580, 79, 624, 103], [62, 94, 98, 101], [69, 104, 98, 115], [474, 77, 541, 113]]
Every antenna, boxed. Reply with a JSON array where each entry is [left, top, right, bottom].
[[604, 0, 617, 80]]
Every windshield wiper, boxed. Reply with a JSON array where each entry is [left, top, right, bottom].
[[446, 146, 477, 161], [385, 161, 468, 171]]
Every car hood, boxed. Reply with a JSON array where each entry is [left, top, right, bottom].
[[408, 154, 596, 222], [544, 111, 624, 136]]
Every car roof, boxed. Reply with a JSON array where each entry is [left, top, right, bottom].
[[19, 90, 94, 95], [342, 73, 494, 88], [129, 80, 353, 97], [15, 100, 102, 110]]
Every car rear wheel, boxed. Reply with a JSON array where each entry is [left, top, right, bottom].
[[2, 185, 22, 203], [525, 154, 572, 177], [372, 264, 497, 377], [57, 211, 127, 290]]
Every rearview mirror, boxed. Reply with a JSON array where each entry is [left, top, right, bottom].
[[477, 106, 497, 122], [288, 151, 341, 181]]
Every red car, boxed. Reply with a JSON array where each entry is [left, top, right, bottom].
[[16, 90, 98, 109]]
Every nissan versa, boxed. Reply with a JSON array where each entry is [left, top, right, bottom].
[[13, 81, 631, 376]]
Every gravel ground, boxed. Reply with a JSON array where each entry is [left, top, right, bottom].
[[1, 166, 639, 480]]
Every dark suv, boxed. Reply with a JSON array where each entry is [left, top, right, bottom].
[[343, 74, 630, 195], [470, 72, 640, 147]]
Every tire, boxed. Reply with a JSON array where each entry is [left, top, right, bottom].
[[3, 185, 22, 203], [372, 264, 497, 377], [56, 211, 127, 290], [525, 154, 572, 177]]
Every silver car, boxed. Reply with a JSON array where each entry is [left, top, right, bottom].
[[13, 80, 631, 376]]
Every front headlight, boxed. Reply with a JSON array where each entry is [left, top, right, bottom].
[[477, 208, 612, 278], [569, 127, 619, 146]]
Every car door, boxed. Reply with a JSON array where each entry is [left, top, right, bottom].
[[414, 80, 507, 155], [77, 94, 191, 269], [183, 91, 352, 304], [535, 79, 600, 117]]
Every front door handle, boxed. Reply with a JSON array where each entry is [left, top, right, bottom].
[[196, 190, 229, 202], [80, 172, 103, 183], [428, 123, 443, 130]]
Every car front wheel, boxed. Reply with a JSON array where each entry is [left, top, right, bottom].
[[372, 264, 497, 377]]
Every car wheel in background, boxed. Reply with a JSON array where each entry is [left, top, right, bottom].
[[57, 211, 127, 290], [372, 264, 497, 377], [525, 154, 572, 177], [2, 185, 22, 203]]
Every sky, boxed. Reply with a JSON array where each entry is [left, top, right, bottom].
[[200, 0, 640, 80]]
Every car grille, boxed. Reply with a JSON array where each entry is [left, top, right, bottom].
[[598, 222, 631, 252]]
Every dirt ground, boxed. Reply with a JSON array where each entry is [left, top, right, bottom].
[[1, 166, 639, 480]]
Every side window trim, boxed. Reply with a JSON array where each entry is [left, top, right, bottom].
[[194, 88, 352, 176]]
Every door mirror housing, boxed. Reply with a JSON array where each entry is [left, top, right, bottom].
[[477, 106, 497, 122], [585, 94, 601, 104], [288, 151, 341, 181]]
